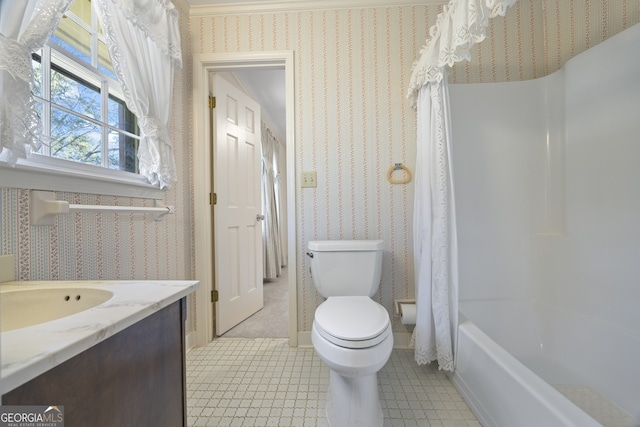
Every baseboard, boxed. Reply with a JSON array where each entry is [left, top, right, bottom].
[[0, 254, 15, 283], [392, 332, 414, 349], [297, 331, 313, 347], [185, 331, 197, 352], [297, 331, 414, 349]]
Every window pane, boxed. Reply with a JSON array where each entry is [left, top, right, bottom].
[[33, 101, 43, 127], [32, 55, 42, 97], [51, 68, 101, 120], [52, 16, 91, 66], [108, 129, 138, 172], [51, 107, 102, 166], [108, 96, 137, 132]]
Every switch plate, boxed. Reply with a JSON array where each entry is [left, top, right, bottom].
[[301, 171, 317, 188]]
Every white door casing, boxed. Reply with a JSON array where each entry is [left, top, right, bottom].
[[192, 51, 298, 348], [212, 73, 264, 335]]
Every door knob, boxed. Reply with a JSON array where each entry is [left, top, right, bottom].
[[256, 214, 265, 221]]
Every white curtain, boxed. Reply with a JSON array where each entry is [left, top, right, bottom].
[[273, 143, 287, 269], [261, 123, 283, 280], [93, 0, 182, 189], [412, 80, 459, 371], [0, 0, 72, 165], [408, 0, 518, 371]]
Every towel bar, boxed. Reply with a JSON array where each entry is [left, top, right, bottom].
[[30, 190, 174, 226]]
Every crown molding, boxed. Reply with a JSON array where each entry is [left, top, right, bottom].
[[188, 0, 445, 17]]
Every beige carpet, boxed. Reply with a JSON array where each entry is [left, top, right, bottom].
[[221, 270, 289, 338]]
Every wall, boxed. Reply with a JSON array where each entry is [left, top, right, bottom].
[[190, 0, 639, 334], [191, 6, 428, 333], [2, 1, 638, 339], [539, 23, 640, 331], [0, 2, 197, 333]]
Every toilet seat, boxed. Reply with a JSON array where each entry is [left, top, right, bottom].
[[314, 296, 391, 349]]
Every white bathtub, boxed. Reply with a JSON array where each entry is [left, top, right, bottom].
[[450, 300, 639, 427]]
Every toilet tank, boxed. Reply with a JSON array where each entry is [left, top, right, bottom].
[[307, 240, 384, 298]]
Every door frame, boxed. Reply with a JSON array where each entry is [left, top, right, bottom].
[[193, 51, 298, 347]]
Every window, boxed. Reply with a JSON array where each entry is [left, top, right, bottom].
[[33, 0, 140, 173], [0, 0, 162, 198]]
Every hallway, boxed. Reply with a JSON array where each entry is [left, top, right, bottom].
[[221, 272, 289, 338]]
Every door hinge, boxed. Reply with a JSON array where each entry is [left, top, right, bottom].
[[210, 193, 217, 205], [211, 290, 218, 302], [208, 96, 216, 109]]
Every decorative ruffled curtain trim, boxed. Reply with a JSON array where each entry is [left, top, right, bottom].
[[0, 0, 73, 165], [408, 0, 517, 372], [94, 0, 182, 189], [407, 0, 518, 106], [110, 0, 182, 69]]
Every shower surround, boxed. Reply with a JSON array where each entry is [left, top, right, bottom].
[[449, 23, 640, 426]]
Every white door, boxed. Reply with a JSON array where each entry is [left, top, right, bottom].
[[212, 73, 263, 335]]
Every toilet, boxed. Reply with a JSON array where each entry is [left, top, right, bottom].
[[307, 239, 393, 427]]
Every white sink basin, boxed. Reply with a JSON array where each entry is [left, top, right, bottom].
[[1, 287, 114, 332]]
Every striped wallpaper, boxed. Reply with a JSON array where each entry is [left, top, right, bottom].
[[449, 0, 640, 83], [1, 0, 638, 336], [194, 6, 429, 332], [190, 0, 639, 333]]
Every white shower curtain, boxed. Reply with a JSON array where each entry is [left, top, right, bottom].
[[408, 0, 518, 371], [412, 79, 459, 372]]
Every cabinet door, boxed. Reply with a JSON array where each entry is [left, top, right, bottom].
[[3, 299, 187, 427]]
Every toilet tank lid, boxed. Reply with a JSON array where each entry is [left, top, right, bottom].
[[308, 240, 384, 251]]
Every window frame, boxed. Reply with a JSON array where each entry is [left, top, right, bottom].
[[36, 45, 142, 173]]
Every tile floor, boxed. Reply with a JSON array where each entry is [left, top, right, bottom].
[[187, 338, 480, 427]]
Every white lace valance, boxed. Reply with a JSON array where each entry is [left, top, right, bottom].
[[111, 0, 182, 69], [406, 0, 518, 107]]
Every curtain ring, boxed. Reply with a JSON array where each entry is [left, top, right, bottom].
[[387, 163, 411, 184]]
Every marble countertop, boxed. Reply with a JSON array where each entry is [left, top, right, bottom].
[[1, 280, 199, 395]]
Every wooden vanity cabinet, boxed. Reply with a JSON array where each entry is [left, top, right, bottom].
[[3, 299, 188, 427]]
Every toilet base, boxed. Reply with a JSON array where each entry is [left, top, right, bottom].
[[325, 370, 383, 427]]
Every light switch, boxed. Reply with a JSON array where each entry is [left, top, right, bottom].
[[301, 171, 317, 188]]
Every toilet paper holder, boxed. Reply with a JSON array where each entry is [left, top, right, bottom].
[[393, 299, 416, 317]]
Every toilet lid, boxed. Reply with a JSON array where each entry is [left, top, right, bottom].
[[314, 296, 391, 349]]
